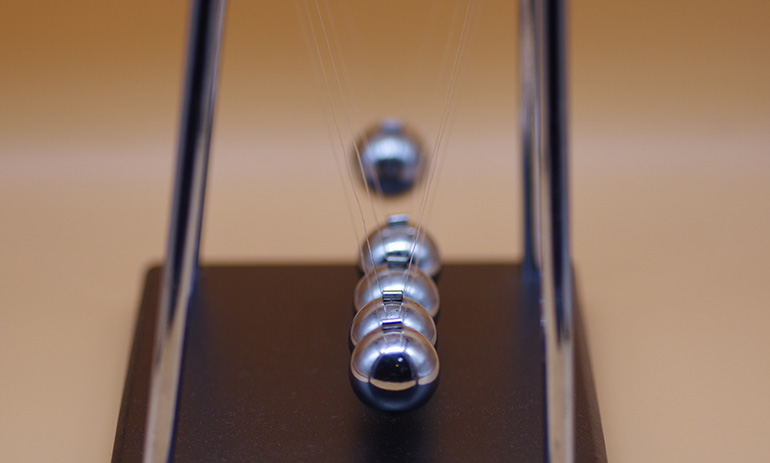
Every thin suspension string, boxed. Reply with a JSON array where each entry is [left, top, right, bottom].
[[306, 0, 472, 303], [406, 0, 465, 278], [322, 2, 363, 120], [421, 92, 462, 228], [410, 0, 447, 119], [313, 0, 391, 301], [323, 0, 455, 223], [301, 0, 382, 293], [317, 1, 468, 311], [416, 5, 472, 238], [313, 0, 388, 294], [402, 0, 462, 297], [313, 0, 387, 225], [296, 0, 365, 273], [318, 1, 388, 202], [405, 0, 473, 289], [409, 93, 463, 282], [407, 0, 464, 222]]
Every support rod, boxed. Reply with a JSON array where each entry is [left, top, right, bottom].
[[520, 0, 540, 272], [521, 0, 574, 461], [142, 1, 226, 461]]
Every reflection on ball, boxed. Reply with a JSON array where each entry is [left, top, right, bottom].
[[358, 120, 423, 196], [350, 297, 437, 347], [354, 265, 440, 317], [350, 328, 439, 413], [359, 215, 442, 278]]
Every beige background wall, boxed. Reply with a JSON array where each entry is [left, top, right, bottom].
[[1, 1, 769, 461]]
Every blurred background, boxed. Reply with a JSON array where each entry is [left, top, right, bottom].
[[1, 0, 769, 461]]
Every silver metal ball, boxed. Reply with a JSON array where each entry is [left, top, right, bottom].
[[354, 265, 440, 318], [350, 327, 440, 412], [359, 215, 441, 278], [358, 120, 423, 196], [350, 298, 437, 347]]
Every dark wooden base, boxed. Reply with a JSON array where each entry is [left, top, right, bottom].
[[112, 264, 606, 462]]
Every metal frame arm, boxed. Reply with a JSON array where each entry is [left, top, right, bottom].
[[143, 1, 226, 461], [521, 0, 575, 461], [141, 1, 573, 461]]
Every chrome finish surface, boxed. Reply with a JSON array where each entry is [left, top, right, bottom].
[[359, 119, 423, 196], [359, 215, 442, 278], [381, 288, 404, 303], [354, 265, 440, 317], [143, 1, 226, 462], [350, 327, 440, 412], [520, 0, 541, 273], [521, 0, 574, 461], [350, 298, 437, 347]]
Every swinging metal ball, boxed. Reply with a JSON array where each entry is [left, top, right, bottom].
[[358, 120, 423, 196], [350, 297, 437, 347], [350, 328, 440, 413], [359, 215, 442, 279], [354, 265, 440, 318]]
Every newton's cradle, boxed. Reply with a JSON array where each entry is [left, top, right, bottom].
[[112, 1, 607, 462]]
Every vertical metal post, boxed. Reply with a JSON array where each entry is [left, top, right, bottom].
[[520, 0, 541, 272], [521, 0, 574, 462], [143, 1, 226, 462]]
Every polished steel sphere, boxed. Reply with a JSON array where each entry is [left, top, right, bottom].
[[350, 298, 437, 347], [350, 328, 440, 412], [359, 215, 441, 278], [358, 120, 423, 196], [354, 265, 440, 317]]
